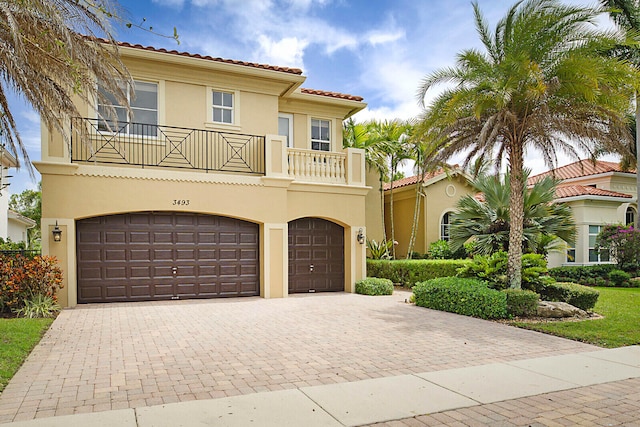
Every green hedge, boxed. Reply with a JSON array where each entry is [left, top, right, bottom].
[[502, 289, 539, 317], [548, 264, 617, 286], [367, 259, 472, 287], [537, 282, 600, 311], [413, 277, 507, 319], [355, 277, 394, 296]]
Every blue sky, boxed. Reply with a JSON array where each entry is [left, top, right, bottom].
[[5, 0, 612, 195]]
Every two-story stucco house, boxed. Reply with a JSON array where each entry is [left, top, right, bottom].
[[36, 41, 369, 307]]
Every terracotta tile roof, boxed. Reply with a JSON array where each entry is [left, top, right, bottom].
[[528, 159, 636, 184], [300, 88, 364, 102], [109, 40, 304, 75], [554, 184, 632, 200], [383, 167, 455, 190]]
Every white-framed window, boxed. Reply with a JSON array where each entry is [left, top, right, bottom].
[[311, 118, 330, 151], [278, 113, 294, 148], [566, 245, 576, 263], [626, 206, 637, 226], [212, 90, 233, 124], [588, 225, 610, 262], [98, 80, 158, 136], [440, 212, 452, 241]]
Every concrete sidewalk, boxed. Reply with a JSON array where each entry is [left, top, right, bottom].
[[2, 346, 639, 427]]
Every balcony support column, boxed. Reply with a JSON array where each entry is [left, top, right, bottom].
[[345, 147, 366, 186]]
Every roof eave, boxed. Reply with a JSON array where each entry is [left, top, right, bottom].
[[556, 195, 633, 203]]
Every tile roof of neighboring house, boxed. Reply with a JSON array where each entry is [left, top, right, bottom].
[[528, 159, 636, 184], [108, 41, 364, 102], [554, 185, 632, 200], [383, 167, 457, 190]]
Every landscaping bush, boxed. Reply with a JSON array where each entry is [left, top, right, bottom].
[[413, 277, 507, 319], [355, 278, 394, 296], [13, 294, 60, 318], [630, 277, 640, 288], [0, 255, 63, 313], [548, 264, 617, 286], [596, 225, 640, 274], [366, 259, 471, 287], [502, 289, 539, 317], [608, 269, 632, 287], [538, 282, 600, 311], [457, 251, 549, 291]]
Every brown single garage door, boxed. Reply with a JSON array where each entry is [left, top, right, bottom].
[[288, 217, 344, 293], [76, 212, 259, 303]]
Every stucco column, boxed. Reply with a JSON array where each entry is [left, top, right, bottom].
[[261, 223, 288, 298], [264, 135, 288, 178], [345, 226, 367, 293], [42, 218, 76, 308], [345, 148, 366, 187]]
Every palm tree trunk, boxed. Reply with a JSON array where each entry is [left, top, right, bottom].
[[507, 143, 525, 289], [390, 168, 396, 259], [636, 96, 640, 228], [407, 179, 423, 258], [380, 175, 387, 242]]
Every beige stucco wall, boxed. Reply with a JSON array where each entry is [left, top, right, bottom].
[[38, 46, 369, 307], [364, 169, 384, 244], [384, 174, 473, 258]]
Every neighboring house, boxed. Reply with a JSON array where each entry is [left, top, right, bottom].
[[6, 210, 36, 245], [37, 41, 368, 307], [0, 147, 25, 244], [528, 160, 637, 268], [383, 167, 474, 258]]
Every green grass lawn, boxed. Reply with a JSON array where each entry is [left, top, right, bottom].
[[513, 287, 640, 348], [0, 318, 53, 392]]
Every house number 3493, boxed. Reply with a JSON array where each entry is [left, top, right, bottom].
[[172, 199, 190, 206]]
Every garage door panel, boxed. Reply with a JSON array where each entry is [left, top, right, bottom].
[[77, 212, 259, 303], [288, 217, 344, 294]]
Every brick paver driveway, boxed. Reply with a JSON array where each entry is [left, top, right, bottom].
[[0, 291, 597, 423]]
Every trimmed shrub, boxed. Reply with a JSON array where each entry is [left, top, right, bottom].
[[608, 269, 631, 287], [355, 278, 394, 296], [539, 282, 600, 311], [367, 259, 472, 287], [413, 277, 507, 319], [457, 251, 549, 291], [630, 277, 640, 288], [548, 264, 617, 286], [502, 289, 539, 317]]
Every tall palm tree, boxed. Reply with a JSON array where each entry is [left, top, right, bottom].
[[417, 0, 636, 288], [343, 118, 390, 241], [371, 120, 412, 258], [600, 0, 640, 227], [0, 0, 131, 170], [450, 172, 576, 256]]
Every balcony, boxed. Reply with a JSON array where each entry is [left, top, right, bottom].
[[71, 118, 265, 175], [70, 117, 366, 187]]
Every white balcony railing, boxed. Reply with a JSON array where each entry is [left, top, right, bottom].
[[287, 148, 347, 184]]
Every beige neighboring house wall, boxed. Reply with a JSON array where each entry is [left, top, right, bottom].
[[7, 210, 36, 245], [37, 41, 369, 307], [0, 148, 18, 241], [384, 168, 474, 258], [529, 160, 637, 268]]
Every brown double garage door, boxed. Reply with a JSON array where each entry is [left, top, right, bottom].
[[76, 213, 344, 303]]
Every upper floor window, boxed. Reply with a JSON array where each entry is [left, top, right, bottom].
[[588, 225, 610, 263], [440, 212, 452, 241], [212, 91, 233, 124], [278, 113, 293, 148], [98, 80, 158, 136], [311, 118, 330, 151]]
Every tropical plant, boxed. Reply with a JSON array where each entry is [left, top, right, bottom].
[[13, 294, 60, 318], [416, 0, 636, 288], [366, 239, 393, 260], [0, 0, 134, 170], [343, 119, 390, 241], [600, 0, 640, 228], [450, 171, 576, 256], [596, 224, 640, 273]]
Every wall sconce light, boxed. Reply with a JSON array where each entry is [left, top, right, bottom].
[[52, 221, 62, 242], [356, 228, 365, 245]]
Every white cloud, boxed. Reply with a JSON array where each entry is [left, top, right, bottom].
[[365, 30, 404, 46], [254, 35, 308, 68], [151, 0, 186, 7]]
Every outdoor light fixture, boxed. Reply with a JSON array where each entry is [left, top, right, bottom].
[[356, 228, 365, 245], [52, 221, 62, 242]]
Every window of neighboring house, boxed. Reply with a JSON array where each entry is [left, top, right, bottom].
[[98, 80, 158, 136], [311, 118, 330, 151], [626, 206, 637, 226], [566, 245, 576, 263], [212, 91, 233, 124], [588, 225, 610, 262], [440, 212, 452, 241], [278, 113, 293, 148]]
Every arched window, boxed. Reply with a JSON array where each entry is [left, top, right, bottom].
[[440, 212, 452, 241], [626, 206, 637, 226]]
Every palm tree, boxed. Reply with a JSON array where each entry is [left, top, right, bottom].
[[0, 0, 131, 170], [599, 0, 640, 227], [343, 118, 390, 241], [450, 172, 576, 256], [371, 120, 412, 258], [417, 0, 636, 288]]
